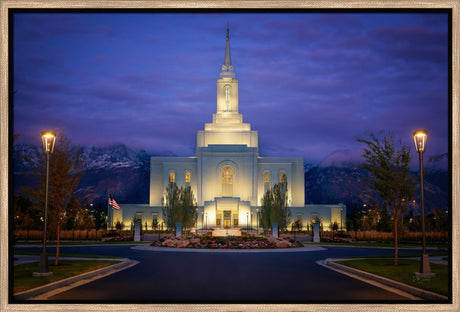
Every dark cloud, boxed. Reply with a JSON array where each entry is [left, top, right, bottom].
[[13, 12, 449, 165]]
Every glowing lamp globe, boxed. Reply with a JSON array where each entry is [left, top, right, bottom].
[[41, 131, 56, 154], [413, 130, 427, 153]]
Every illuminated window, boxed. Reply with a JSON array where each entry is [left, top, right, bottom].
[[224, 85, 231, 111], [222, 166, 233, 184], [264, 171, 270, 183], [279, 172, 286, 183], [169, 171, 175, 183], [222, 166, 233, 197], [185, 171, 191, 184], [264, 171, 270, 192], [312, 214, 319, 223]]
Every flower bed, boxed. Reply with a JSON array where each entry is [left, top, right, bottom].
[[102, 235, 133, 242], [151, 234, 304, 249]]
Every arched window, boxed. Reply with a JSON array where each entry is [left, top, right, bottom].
[[279, 171, 286, 184], [224, 85, 231, 112], [169, 171, 175, 183], [185, 171, 191, 184], [264, 171, 270, 192], [264, 171, 270, 183], [222, 166, 233, 197]]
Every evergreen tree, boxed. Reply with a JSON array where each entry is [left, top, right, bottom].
[[162, 183, 197, 233], [180, 186, 197, 230], [13, 194, 40, 241], [357, 131, 416, 265], [260, 182, 291, 232], [92, 202, 107, 233], [349, 203, 363, 241]]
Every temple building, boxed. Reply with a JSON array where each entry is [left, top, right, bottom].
[[108, 29, 345, 233]]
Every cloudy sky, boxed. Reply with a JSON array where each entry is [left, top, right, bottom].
[[12, 11, 449, 166]]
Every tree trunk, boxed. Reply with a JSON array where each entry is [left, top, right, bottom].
[[394, 215, 398, 266], [55, 217, 61, 266]]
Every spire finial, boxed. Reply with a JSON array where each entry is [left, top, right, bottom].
[[221, 23, 234, 77]]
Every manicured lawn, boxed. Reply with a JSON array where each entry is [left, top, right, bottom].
[[14, 260, 119, 293], [15, 241, 152, 246], [14, 250, 122, 258], [337, 252, 449, 259], [307, 241, 449, 249], [336, 259, 449, 296]]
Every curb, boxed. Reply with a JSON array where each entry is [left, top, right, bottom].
[[14, 259, 138, 301], [324, 258, 448, 301]]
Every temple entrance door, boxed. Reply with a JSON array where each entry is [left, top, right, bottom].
[[223, 210, 232, 228]]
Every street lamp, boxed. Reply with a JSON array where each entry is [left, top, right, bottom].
[[201, 212, 204, 233], [340, 207, 343, 231], [246, 212, 249, 231], [195, 208, 198, 234], [205, 212, 208, 231], [413, 130, 432, 276], [34, 131, 56, 276], [256, 208, 259, 233]]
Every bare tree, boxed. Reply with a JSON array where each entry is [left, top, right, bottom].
[[25, 134, 89, 265], [357, 131, 415, 265]]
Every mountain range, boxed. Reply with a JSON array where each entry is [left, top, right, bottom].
[[13, 143, 449, 215]]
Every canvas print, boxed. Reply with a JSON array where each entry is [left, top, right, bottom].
[[10, 10, 451, 305]]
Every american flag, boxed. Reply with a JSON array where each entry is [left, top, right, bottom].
[[108, 194, 120, 210]]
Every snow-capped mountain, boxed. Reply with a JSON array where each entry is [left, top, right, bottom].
[[13, 143, 449, 212], [13, 143, 150, 172], [83, 144, 146, 169]]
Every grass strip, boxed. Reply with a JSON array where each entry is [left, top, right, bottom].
[[306, 241, 449, 249], [336, 258, 448, 296], [15, 241, 152, 246], [14, 251, 122, 259], [14, 260, 120, 293], [336, 252, 448, 259]]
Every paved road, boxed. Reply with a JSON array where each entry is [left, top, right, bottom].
[[14, 244, 433, 303]]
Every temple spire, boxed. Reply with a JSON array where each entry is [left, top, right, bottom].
[[224, 25, 232, 66], [221, 25, 234, 78]]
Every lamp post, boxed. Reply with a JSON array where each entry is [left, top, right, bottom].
[[34, 131, 56, 276], [256, 209, 259, 234], [413, 130, 432, 276], [195, 208, 198, 234], [340, 207, 343, 231], [201, 212, 204, 233], [205, 212, 208, 231]]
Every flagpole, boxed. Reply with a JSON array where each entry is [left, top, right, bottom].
[[108, 190, 112, 230]]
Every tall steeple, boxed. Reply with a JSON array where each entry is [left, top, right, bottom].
[[224, 26, 232, 66], [220, 25, 235, 79], [196, 25, 258, 150]]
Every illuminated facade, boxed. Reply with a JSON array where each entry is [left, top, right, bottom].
[[108, 29, 345, 232]]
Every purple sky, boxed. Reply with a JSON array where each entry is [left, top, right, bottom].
[[13, 12, 449, 166]]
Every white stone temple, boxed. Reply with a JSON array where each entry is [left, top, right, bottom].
[[108, 28, 345, 233]]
